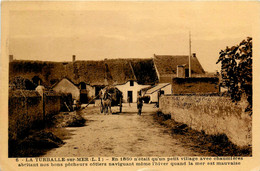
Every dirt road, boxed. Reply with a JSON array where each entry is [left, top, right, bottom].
[[44, 104, 202, 157]]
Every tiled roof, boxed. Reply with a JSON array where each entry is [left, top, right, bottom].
[[153, 55, 205, 76]]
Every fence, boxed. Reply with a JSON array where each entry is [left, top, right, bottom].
[[159, 95, 252, 147]]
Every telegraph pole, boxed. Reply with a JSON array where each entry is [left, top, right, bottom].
[[189, 31, 192, 77]]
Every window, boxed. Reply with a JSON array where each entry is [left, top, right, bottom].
[[185, 69, 189, 77], [130, 80, 134, 86]]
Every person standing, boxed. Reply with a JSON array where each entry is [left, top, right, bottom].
[[137, 95, 143, 115]]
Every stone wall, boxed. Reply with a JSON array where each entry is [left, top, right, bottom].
[[9, 90, 43, 140], [9, 90, 61, 140], [159, 95, 252, 147]]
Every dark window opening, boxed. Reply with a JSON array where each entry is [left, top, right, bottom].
[[130, 81, 134, 86], [185, 69, 189, 78]]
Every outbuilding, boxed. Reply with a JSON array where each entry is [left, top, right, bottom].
[[52, 78, 80, 101], [144, 83, 172, 103]]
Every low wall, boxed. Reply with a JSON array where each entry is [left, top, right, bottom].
[[159, 95, 252, 147], [9, 90, 43, 140], [9, 90, 61, 140]]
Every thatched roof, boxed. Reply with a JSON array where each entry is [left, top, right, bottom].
[[10, 59, 158, 88], [128, 58, 159, 85], [153, 55, 205, 76], [105, 59, 136, 85], [70, 61, 107, 86], [9, 57, 164, 88]]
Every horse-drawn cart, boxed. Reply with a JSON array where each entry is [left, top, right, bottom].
[[99, 86, 123, 114]]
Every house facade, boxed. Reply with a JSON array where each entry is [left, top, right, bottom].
[[116, 80, 150, 103], [105, 58, 158, 103]]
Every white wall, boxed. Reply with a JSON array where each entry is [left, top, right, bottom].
[[148, 84, 172, 103], [53, 79, 80, 100], [116, 81, 150, 103]]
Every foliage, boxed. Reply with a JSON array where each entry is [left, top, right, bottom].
[[216, 37, 252, 108]]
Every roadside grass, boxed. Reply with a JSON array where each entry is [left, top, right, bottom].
[[153, 111, 252, 156]]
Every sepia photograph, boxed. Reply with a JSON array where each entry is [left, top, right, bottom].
[[1, 1, 260, 170]]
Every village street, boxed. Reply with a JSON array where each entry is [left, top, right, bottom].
[[43, 103, 207, 157]]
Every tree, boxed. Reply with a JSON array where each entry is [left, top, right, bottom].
[[216, 37, 252, 112]]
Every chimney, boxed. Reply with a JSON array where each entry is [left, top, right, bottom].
[[192, 53, 196, 58], [72, 55, 76, 62], [9, 55, 13, 62], [177, 65, 185, 78]]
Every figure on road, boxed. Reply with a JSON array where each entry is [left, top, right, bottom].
[[137, 94, 143, 115]]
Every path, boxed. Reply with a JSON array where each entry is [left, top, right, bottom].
[[44, 104, 201, 157]]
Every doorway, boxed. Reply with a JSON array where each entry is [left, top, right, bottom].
[[127, 91, 133, 103]]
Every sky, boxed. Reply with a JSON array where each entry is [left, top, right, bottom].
[[5, 1, 258, 72]]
